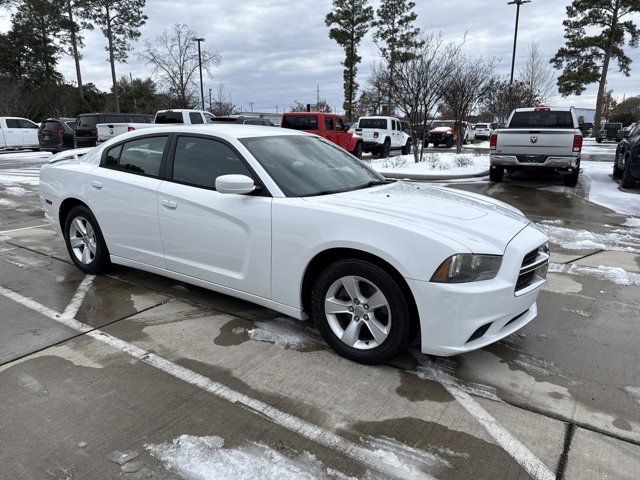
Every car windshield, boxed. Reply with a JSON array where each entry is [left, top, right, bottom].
[[605, 123, 622, 131], [508, 111, 575, 128], [77, 116, 98, 127], [240, 135, 387, 197], [432, 121, 454, 128], [358, 118, 387, 129], [155, 112, 184, 124], [475, 124, 489, 129]]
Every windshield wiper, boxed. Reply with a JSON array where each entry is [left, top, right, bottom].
[[352, 179, 390, 191]]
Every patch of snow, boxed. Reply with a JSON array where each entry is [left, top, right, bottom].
[[623, 218, 640, 228], [540, 219, 563, 225], [364, 436, 450, 477], [567, 265, 640, 286], [624, 386, 640, 405], [18, 373, 48, 394], [538, 224, 640, 253], [560, 308, 591, 318], [548, 262, 567, 273], [246, 317, 324, 350], [582, 161, 640, 216], [0, 167, 40, 186], [0, 198, 17, 207], [0, 151, 51, 162], [4, 186, 29, 196], [108, 450, 141, 466], [367, 152, 489, 178], [78, 442, 88, 448], [146, 434, 355, 480]]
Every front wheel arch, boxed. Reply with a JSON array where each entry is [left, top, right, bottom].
[[300, 248, 419, 332]]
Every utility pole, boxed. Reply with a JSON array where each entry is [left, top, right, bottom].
[[316, 85, 320, 109], [208, 88, 212, 113], [508, 0, 531, 84], [192, 37, 205, 110], [249, 102, 254, 112], [129, 72, 137, 111]]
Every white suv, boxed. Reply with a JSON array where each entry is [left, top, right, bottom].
[[355, 116, 411, 157]]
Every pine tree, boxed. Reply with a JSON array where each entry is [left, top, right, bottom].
[[325, 0, 373, 121], [551, 0, 640, 136], [92, 0, 147, 112], [371, 0, 423, 113], [61, 0, 95, 100]]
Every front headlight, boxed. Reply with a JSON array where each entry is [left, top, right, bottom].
[[431, 254, 502, 283]]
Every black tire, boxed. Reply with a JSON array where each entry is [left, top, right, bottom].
[[381, 139, 391, 158], [311, 259, 414, 365], [489, 165, 504, 182], [613, 159, 623, 179], [622, 157, 636, 189], [351, 142, 363, 159], [596, 137, 602, 143], [401, 139, 412, 155], [446, 137, 454, 148], [432, 142, 439, 148], [564, 167, 579, 188], [63, 205, 110, 274]]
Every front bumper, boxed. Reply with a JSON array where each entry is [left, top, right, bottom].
[[490, 154, 579, 169], [410, 224, 548, 356]]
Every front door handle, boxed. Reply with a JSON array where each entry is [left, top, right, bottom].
[[161, 199, 177, 210], [91, 181, 102, 190]]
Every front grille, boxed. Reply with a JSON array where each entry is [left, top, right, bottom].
[[516, 154, 548, 164], [515, 245, 549, 293]]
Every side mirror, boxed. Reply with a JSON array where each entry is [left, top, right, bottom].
[[215, 174, 256, 195]]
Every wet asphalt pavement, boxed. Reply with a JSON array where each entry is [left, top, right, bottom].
[[0, 149, 638, 480]]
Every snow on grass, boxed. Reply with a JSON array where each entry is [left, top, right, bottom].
[[242, 317, 324, 350], [538, 223, 640, 253], [366, 152, 489, 178], [582, 161, 640, 216], [145, 435, 356, 480]]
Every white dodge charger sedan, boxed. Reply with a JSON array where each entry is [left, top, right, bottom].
[[39, 125, 549, 364]]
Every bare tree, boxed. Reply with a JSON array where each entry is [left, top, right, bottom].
[[442, 57, 496, 153], [391, 35, 461, 162], [139, 24, 220, 108], [210, 82, 235, 116], [518, 42, 556, 105], [481, 79, 541, 123]]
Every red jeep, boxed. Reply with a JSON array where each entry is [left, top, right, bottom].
[[281, 112, 363, 157]]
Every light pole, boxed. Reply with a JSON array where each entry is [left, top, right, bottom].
[[192, 37, 205, 110], [508, 0, 531, 84], [208, 88, 212, 113]]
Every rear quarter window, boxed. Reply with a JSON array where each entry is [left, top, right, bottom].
[[508, 111, 575, 129], [282, 115, 319, 130], [358, 118, 387, 129], [155, 112, 184, 124]]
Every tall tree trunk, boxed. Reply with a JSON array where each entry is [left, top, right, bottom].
[[106, 7, 120, 112], [67, 1, 84, 100], [594, 0, 620, 137]]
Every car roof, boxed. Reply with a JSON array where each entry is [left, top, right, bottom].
[[512, 107, 573, 112], [113, 124, 305, 141]]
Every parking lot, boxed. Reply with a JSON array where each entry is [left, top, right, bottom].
[[1, 149, 639, 479]]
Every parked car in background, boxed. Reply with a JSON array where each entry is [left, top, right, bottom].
[[579, 122, 594, 137], [490, 107, 583, 187], [154, 109, 215, 125], [282, 112, 363, 157], [0, 117, 39, 150], [39, 125, 549, 364], [354, 116, 411, 157], [426, 120, 474, 148], [38, 118, 76, 152], [596, 122, 622, 143], [616, 123, 635, 142], [474, 123, 492, 140], [75, 113, 153, 148], [211, 116, 275, 126], [613, 122, 640, 188]]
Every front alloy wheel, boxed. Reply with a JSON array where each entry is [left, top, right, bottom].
[[311, 259, 413, 364]]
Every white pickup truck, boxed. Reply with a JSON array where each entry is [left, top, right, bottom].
[[0, 117, 39, 150], [96, 109, 215, 144], [489, 107, 583, 187]]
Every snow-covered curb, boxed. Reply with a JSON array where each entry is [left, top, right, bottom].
[[381, 168, 489, 180], [367, 152, 490, 180]]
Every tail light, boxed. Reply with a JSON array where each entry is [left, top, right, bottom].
[[50, 130, 64, 135], [128, 126, 136, 132], [573, 135, 583, 153], [534, 107, 550, 112], [490, 133, 498, 150], [374, 131, 379, 139]]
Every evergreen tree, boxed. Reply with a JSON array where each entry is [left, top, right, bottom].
[[325, 0, 373, 121], [371, 0, 423, 113], [551, 0, 640, 135], [92, 0, 147, 112], [61, 0, 95, 100]]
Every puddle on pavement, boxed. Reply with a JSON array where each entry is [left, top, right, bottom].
[[213, 318, 254, 346]]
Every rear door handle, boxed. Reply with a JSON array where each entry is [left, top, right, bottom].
[[91, 181, 102, 190], [161, 199, 177, 210]]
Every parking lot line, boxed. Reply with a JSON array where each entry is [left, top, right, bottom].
[[61, 275, 94, 319], [0, 282, 437, 480], [0, 224, 50, 235]]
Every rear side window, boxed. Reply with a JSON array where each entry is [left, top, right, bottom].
[[171, 136, 253, 189], [77, 116, 98, 127], [204, 113, 215, 124], [324, 117, 334, 131], [282, 115, 318, 130], [335, 118, 345, 131], [358, 118, 387, 129], [155, 112, 184, 124], [42, 121, 61, 132], [5, 119, 20, 128], [103, 136, 168, 177], [508, 111, 575, 129], [189, 112, 204, 124]]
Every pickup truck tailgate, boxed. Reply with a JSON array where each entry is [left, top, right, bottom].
[[355, 129, 381, 142], [496, 129, 577, 156]]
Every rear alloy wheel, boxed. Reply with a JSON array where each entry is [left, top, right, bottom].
[[489, 165, 504, 182], [64, 205, 110, 274], [311, 260, 413, 364], [401, 139, 412, 155], [622, 157, 636, 189]]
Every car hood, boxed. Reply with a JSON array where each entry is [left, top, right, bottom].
[[304, 181, 531, 254], [430, 126, 452, 133]]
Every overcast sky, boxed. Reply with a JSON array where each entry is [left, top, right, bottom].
[[2, 0, 640, 113]]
